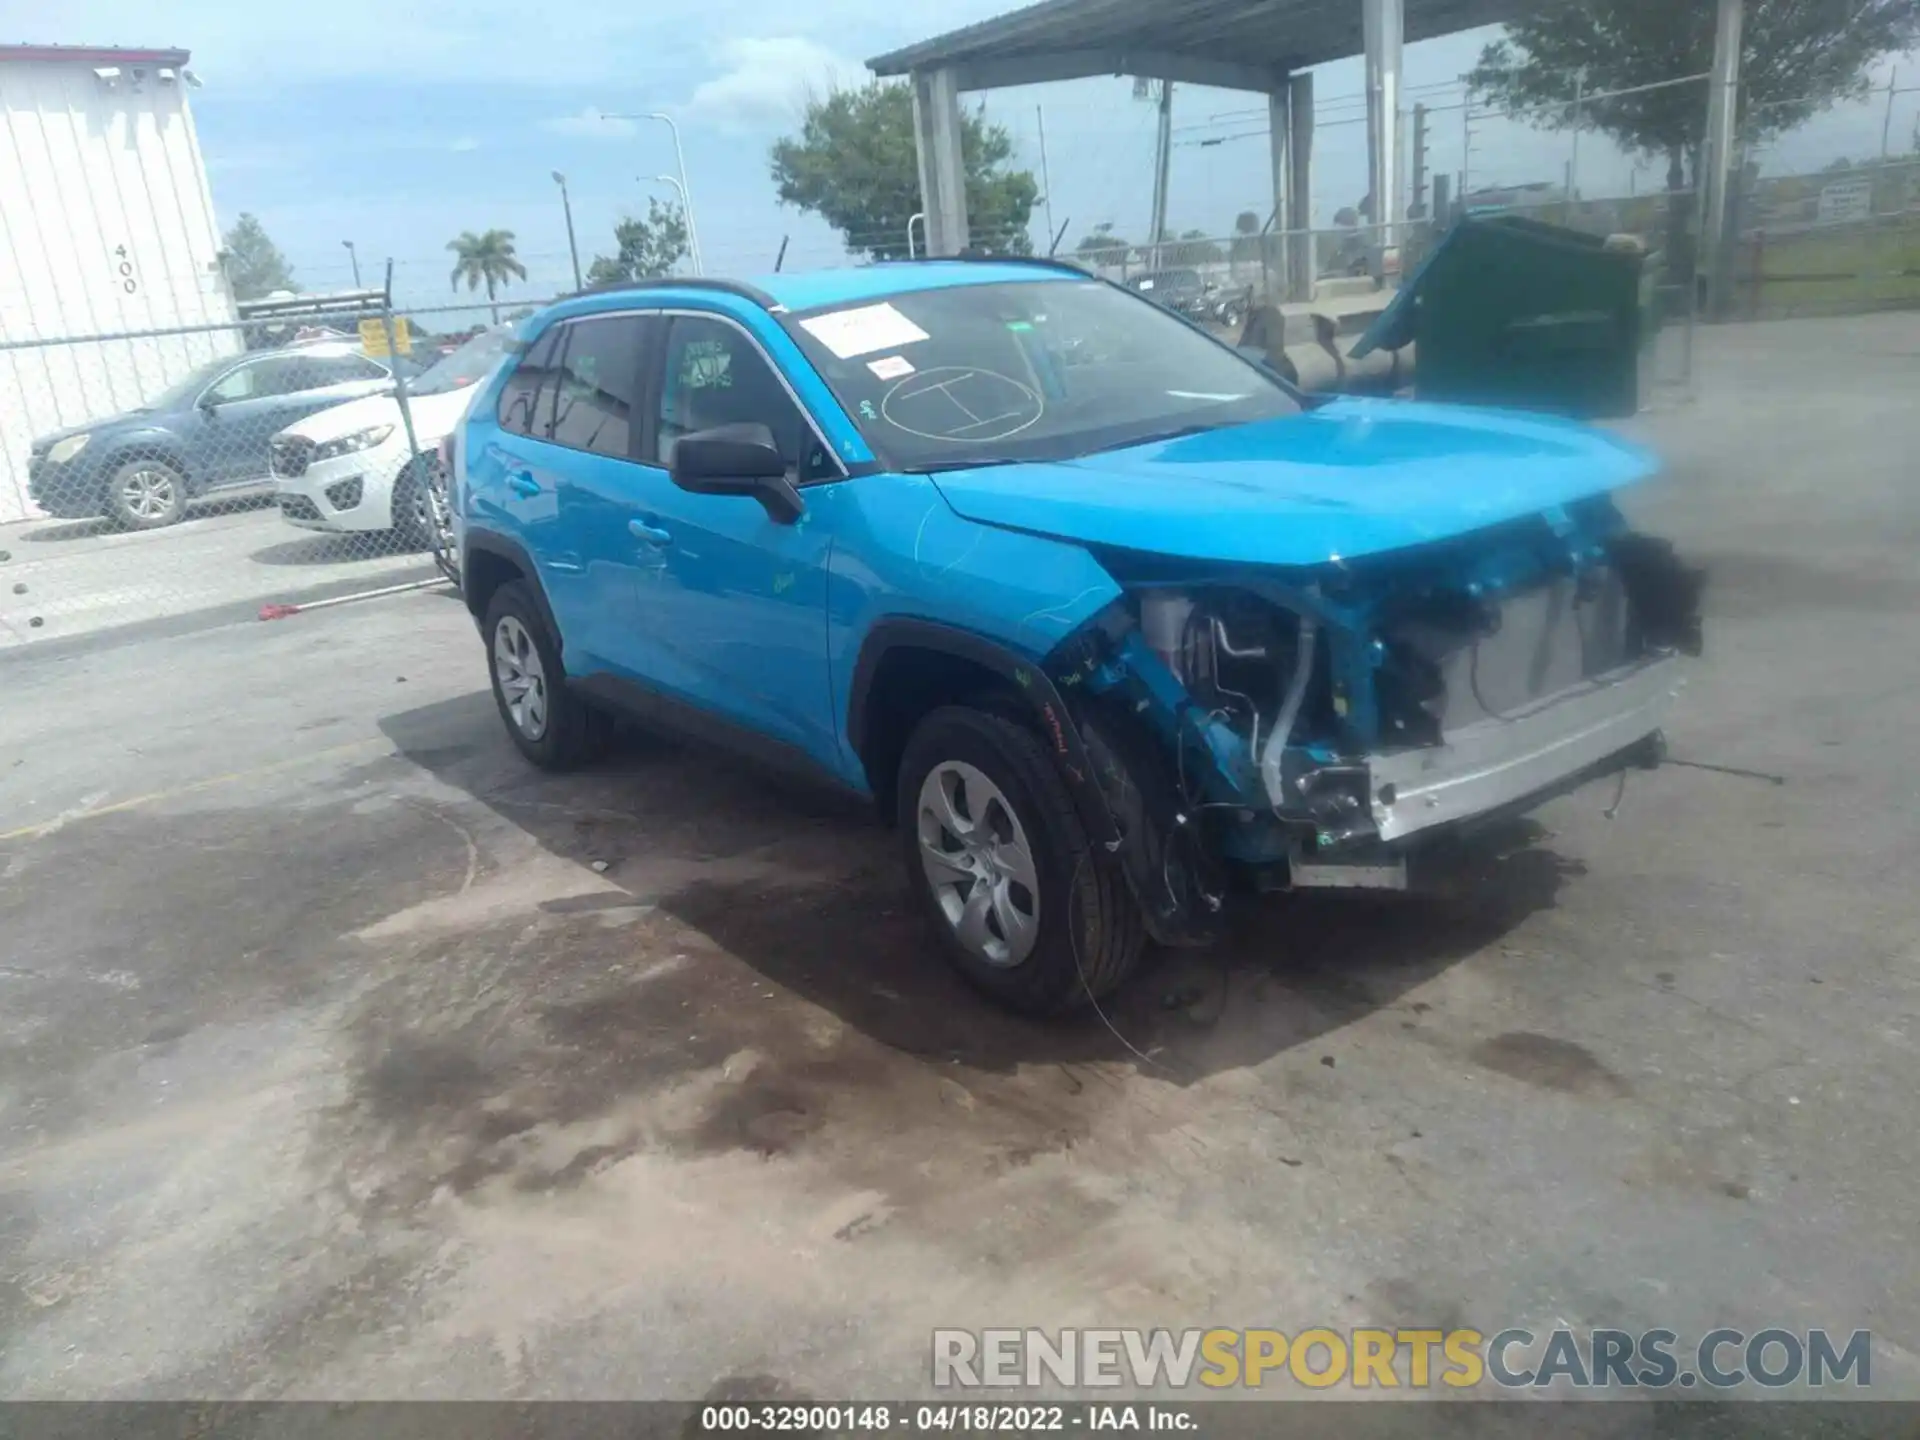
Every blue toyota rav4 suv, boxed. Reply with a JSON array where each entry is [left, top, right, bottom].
[[450, 258, 1701, 1016]]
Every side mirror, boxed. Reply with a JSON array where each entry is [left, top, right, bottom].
[[669, 423, 803, 523]]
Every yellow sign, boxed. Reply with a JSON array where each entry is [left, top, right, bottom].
[[358, 317, 412, 357]]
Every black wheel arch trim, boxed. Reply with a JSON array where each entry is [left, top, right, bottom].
[[848, 615, 1223, 948], [461, 527, 562, 655], [847, 617, 1120, 851], [99, 439, 193, 490]]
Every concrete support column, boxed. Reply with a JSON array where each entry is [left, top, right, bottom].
[[1267, 85, 1292, 296], [1701, 0, 1746, 316], [1287, 70, 1315, 300], [911, 67, 970, 256], [1362, 0, 1404, 266]]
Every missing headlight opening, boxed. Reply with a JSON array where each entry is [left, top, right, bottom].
[[1048, 512, 1702, 922]]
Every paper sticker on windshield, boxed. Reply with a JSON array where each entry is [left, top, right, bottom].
[[799, 303, 930, 360], [867, 354, 915, 380]]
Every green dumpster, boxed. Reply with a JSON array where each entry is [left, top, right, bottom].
[[1351, 215, 1646, 419]]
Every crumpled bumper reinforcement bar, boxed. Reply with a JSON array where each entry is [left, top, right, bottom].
[[1365, 656, 1686, 843]]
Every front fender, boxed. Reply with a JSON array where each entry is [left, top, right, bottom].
[[92, 428, 194, 483]]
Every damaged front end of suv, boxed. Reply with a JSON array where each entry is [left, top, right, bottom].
[[1024, 494, 1703, 946]]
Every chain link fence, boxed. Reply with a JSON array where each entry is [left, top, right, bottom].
[[0, 297, 573, 650], [9, 54, 1917, 654], [1731, 74, 1920, 319]]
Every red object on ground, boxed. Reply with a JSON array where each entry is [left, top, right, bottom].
[[259, 603, 301, 621]]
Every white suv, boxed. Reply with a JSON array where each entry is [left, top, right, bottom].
[[270, 327, 512, 547]]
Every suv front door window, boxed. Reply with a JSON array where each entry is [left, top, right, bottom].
[[656, 315, 838, 484], [195, 356, 320, 484]]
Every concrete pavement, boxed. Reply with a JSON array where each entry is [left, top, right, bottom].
[[0, 496, 435, 652]]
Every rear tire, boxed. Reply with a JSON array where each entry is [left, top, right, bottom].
[[483, 581, 611, 770], [104, 458, 187, 530], [897, 705, 1145, 1016]]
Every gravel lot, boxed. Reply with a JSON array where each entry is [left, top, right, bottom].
[[0, 316, 1916, 1427]]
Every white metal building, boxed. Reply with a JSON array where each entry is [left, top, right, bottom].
[[0, 44, 237, 522]]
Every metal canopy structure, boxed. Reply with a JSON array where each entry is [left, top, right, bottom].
[[871, 0, 1749, 310], [868, 0, 1522, 295], [868, 0, 1513, 93]]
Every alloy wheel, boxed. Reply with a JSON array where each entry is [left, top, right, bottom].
[[916, 760, 1041, 968], [493, 615, 549, 740], [121, 468, 177, 520]]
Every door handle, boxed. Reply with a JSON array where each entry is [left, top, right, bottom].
[[507, 472, 540, 498], [629, 519, 673, 546]]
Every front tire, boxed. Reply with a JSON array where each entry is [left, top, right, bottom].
[[483, 581, 609, 770], [897, 706, 1145, 1016], [104, 458, 187, 530]]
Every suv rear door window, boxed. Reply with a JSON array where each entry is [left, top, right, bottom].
[[497, 328, 565, 437]]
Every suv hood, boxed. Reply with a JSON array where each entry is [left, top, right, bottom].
[[924, 398, 1656, 567], [280, 385, 476, 444], [33, 409, 156, 449]]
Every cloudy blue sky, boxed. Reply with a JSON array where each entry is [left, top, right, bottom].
[[7, 0, 1914, 317]]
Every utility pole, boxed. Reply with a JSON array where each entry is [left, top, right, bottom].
[[1461, 104, 1473, 206], [1882, 69, 1899, 161], [1036, 104, 1056, 252], [1701, 0, 1746, 319], [1410, 103, 1429, 219], [1568, 73, 1586, 208], [342, 239, 361, 288], [552, 172, 582, 291], [1148, 79, 1174, 267]]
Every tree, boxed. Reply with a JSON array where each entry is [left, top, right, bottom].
[[770, 82, 1038, 260], [1468, 0, 1920, 263], [1073, 222, 1133, 269], [1229, 209, 1264, 264], [585, 199, 689, 285], [221, 213, 295, 300], [446, 229, 528, 323]]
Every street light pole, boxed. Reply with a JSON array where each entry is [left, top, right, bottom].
[[648, 174, 694, 273], [649, 113, 703, 276], [552, 171, 583, 291], [342, 239, 360, 288], [596, 109, 704, 274]]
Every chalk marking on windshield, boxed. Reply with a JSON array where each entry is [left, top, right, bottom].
[[882, 367, 1044, 445]]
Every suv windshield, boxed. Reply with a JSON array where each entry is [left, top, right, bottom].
[[784, 278, 1298, 472], [411, 328, 513, 396]]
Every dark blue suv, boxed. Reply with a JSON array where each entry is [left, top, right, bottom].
[[28, 341, 402, 529], [450, 259, 1700, 1016]]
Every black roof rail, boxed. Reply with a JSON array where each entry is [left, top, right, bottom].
[[560, 275, 783, 310], [946, 251, 1096, 278]]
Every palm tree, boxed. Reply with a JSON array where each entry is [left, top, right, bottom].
[[446, 229, 527, 323]]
